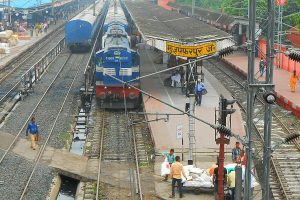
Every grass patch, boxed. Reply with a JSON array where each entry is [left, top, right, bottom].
[[60, 132, 71, 149]]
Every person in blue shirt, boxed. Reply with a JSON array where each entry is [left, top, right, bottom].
[[195, 82, 206, 106], [163, 149, 175, 181], [232, 142, 241, 163], [26, 116, 39, 150]]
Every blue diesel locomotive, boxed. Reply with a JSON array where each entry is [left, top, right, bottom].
[[95, 1, 141, 109], [65, 0, 104, 52]]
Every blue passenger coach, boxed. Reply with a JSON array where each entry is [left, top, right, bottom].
[[65, 0, 104, 52]]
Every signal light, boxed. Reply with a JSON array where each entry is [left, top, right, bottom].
[[263, 91, 276, 104]]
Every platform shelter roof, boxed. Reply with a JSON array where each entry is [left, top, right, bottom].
[[124, 0, 232, 44], [6, 0, 52, 9]]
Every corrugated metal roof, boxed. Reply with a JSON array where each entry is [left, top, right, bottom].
[[124, 0, 231, 43], [168, 3, 247, 27], [71, 0, 104, 24], [8, 0, 52, 9]]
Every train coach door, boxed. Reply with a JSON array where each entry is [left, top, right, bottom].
[[132, 51, 140, 79]]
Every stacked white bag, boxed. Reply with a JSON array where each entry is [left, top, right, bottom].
[[182, 166, 214, 188]]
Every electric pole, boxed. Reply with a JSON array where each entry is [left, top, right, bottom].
[[8, 0, 11, 25], [245, 0, 256, 199], [192, 0, 195, 15], [186, 58, 197, 165], [277, 4, 283, 68], [93, 0, 96, 16], [217, 96, 236, 200], [52, 0, 54, 18], [262, 0, 275, 199]]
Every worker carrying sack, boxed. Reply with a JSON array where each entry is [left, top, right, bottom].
[[161, 158, 171, 176]]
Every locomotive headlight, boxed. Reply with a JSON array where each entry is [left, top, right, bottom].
[[99, 92, 106, 100], [104, 86, 107, 89], [129, 92, 136, 99]]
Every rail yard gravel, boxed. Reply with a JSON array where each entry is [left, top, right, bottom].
[[0, 52, 90, 198]]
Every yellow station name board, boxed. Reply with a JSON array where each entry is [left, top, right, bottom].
[[166, 42, 217, 58]]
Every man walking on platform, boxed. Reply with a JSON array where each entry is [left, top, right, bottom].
[[195, 82, 206, 106], [259, 58, 265, 77], [290, 70, 298, 92], [169, 156, 187, 198], [26, 116, 39, 150], [163, 149, 175, 181]]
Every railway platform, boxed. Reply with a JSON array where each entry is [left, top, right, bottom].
[[140, 47, 245, 153], [139, 47, 261, 199], [223, 51, 300, 118], [0, 20, 66, 69]]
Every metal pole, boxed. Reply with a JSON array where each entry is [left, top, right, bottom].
[[93, 0, 96, 16], [245, 0, 256, 199], [235, 166, 243, 200], [217, 96, 226, 200], [262, 0, 275, 199], [279, 5, 283, 68], [217, 132, 225, 200], [192, 0, 195, 15], [8, 0, 10, 25], [52, 0, 54, 18], [277, 5, 282, 68]]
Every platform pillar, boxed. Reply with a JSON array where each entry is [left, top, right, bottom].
[[163, 52, 169, 64]]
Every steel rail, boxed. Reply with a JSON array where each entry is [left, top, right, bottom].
[[96, 111, 105, 200], [0, 53, 72, 165], [19, 53, 85, 199], [207, 60, 293, 199], [0, 28, 64, 84], [0, 37, 65, 105], [131, 122, 143, 200]]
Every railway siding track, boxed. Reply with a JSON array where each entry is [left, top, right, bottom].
[[0, 51, 91, 199], [205, 59, 300, 200], [0, 36, 66, 119]]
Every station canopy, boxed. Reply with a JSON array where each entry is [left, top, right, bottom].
[[124, 0, 235, 58], [2, 0, 70, 9]]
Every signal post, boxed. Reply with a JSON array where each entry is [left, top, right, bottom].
[[216, 95, 236, 200]]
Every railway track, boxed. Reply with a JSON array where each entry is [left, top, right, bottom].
[[82, 107, 152, 200], [0, 27, 65, 105], [205, 59, 300, 200], [0, 4, 89, 106], [0, 51, 91, 199]]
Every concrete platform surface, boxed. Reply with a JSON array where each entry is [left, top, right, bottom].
[[12, 138, 98, 181], [0, 20, 65, 69], [140, 48, 246, 154], [223, 51, 300, 118], [154, 155, 262, 200]]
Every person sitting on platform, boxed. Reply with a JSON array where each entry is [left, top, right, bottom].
[[171, 71, 181, 87]]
